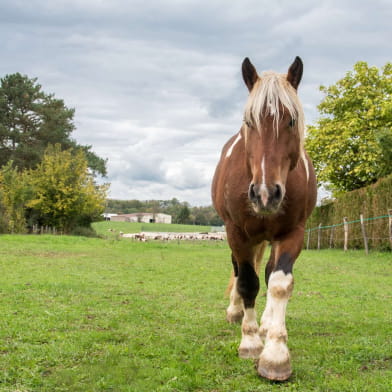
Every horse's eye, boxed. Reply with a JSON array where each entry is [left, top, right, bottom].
[[289, 118, 296, 128]]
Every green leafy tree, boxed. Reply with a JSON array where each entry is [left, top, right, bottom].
[[0, 73, 107, 176], [0, 161, 32, 233], [306, 61, 392, 194], [176, 205, 191, 224], [27, 144, 108, 232]]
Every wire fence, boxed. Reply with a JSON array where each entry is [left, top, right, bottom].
[[305, 210, 392, 253]]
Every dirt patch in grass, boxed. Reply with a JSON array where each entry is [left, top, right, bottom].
[[360, 357, 392, 372]]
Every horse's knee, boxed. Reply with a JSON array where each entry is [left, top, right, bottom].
[[268, 253, 294, 298], [268, 271, 293, 299], [237, 262, 260, 308]]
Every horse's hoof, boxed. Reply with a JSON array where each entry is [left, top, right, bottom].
[[226, 310, 243, 324], [257, 357, 292, 381]]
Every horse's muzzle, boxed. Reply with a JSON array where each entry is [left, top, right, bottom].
[[248, 183, 284, 214]]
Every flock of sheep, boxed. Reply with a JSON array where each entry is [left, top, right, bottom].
[[119, 231, 226, 241]]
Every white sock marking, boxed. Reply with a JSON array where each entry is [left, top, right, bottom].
[[242, 308, 258, 331], [260, 271, 293, 364], [260, 291, 273, 338], [239, 307, 263, 357]]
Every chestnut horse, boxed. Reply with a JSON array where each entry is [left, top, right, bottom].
[[211, 57, 317, 381]]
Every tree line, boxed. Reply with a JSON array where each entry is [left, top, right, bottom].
[[1, 60, 391, 235], [105, 198, 224, 226]]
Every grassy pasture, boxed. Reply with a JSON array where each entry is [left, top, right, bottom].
[[93, 221, 212, 239], [0, 234, 391, 391]]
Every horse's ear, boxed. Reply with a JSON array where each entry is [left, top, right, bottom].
[[287, 56, 303, 90], [242, 58, 258, 91]]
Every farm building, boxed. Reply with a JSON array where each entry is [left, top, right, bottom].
[[102, 213, 118, 221], [110, 213, 172, 224]]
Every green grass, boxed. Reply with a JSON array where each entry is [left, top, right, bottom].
[[0, 235, 391, 391], [93, 221, 211, 239]]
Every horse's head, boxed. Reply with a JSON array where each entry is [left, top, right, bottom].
[[241, 57, 306, 215]]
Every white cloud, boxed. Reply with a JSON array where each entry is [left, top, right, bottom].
[[164, 159, 210, 190]]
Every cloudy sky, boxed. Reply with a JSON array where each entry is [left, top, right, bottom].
[[1, 0, 391, 205]]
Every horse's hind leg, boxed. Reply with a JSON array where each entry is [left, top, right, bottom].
[[226, 254, 244, 323]]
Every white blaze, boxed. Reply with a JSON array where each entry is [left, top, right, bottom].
[[261, 156, 266, 185], [260, 156, 269, 206]]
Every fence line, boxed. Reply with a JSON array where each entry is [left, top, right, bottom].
[[32, 225, 63, 235], [305, 209, 392, 253], [306, 213, 390, 232]]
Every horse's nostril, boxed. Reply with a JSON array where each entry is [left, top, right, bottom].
[[274, 184, 282, 201], [248, 183, 257, 200]]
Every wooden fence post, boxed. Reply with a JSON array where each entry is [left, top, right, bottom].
[[306, 229, 311, 250], [360, 214, 369, 255], [317, 223, 322, 250], [389, 209, 392, 248], [329, 226, 334, 249], [343, 217, 348, 251]]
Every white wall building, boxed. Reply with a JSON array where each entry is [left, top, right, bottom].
[[110, 213, 172, 224]]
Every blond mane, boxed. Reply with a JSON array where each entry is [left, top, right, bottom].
[[243, 71, 308, 178]]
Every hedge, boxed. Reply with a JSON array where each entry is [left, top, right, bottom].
[[305, 174, 392, 251]]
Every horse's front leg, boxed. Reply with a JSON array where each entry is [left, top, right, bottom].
[[236, 260, 263, 359], [227, 242, 266, 323], [257, 227, 304, 381]]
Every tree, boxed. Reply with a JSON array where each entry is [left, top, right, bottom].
[[0, 161, 32, 233], [176, 205, 191, 224], [0, 73, 107, 176], [27, 144, 108, 232], [306, 61, 392, 194]]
